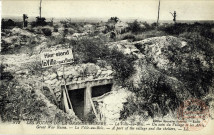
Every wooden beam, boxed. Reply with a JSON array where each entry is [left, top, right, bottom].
[[88, 92, 99, 121], [84, 86, 92, 117], [63, 89, 70, 113], [157, 0, 161, 26], [39, 0, 42, 18], [67, 78, 113, 90]]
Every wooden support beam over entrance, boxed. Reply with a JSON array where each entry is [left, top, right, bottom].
[[66, 78, 113, 90], [61, 77, 113, 119]]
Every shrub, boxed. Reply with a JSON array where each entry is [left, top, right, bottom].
[[96, 60, 108, 68], [167, 39, 214, 98], [0, 79, 46, 121], [108, 17, 119, 23], [0, 64, 14, 80], [122, 34, 136, 41], [141, 22, 156, 32], [120, 74, 180, 119], [161, 26, 214, 98], [53, 25, 59, 32], [127, 20, 142, 33], [107, 48, 137, 85], [25, 60, 43, 75], [120, 23, 214, 120], [71, 38, 137, 85], [1, 19, 23, 29], [42, 28, 52, 36], [161, 22, 214, 41], [71, 38, 107, 63], [42, 86, 58, 106]]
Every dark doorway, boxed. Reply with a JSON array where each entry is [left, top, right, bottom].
[[68, 88, 85, 120], [92, 84, 112, 97]]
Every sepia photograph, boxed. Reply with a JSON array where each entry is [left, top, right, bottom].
[[0, 0, 214, 134]]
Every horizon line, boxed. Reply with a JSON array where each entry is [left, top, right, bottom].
[[2, 15, 214, 21]]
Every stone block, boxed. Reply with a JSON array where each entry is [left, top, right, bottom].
[[55, 81, 61, 87], [57, 71, 63, 77], [49, 73, 57, 80], [44, 80, 52, 85], [52, 78, 58, 85], [58, 76, 62, 80], [72, 77, 77, 81], [64, 75, 69, 79], [96, 69, 102, 76], [77, 77, 82, 81], [87, 75, 93, 81], [85, 63, 98, 74], [42, 71, 49, 76], [44, 78, 58, 85], [64, 71, 72, 76], [106, 66, 112, 70], [70, 68, 79, 76], [43, 75, 50, 81]]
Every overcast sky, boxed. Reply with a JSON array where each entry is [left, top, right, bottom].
[[2, 0, 214, 20]]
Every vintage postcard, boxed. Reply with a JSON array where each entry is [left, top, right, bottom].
[[0, 0, 214, 134]]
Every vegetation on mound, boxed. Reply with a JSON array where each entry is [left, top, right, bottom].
[[162, 23, 214, 98], [161, 22, 214, 41], [0, 64, 14, 80], [0, 80, 48, 121], [0, 65, 79, 123], [120, 63, 180, 120], [120, 23, 214, 120], [1, 19, 214, 122], [165, 38, 213, 98], [127, 20, 156, 33], [70, 38, 137, 85]]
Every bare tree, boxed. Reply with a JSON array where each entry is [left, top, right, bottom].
[[170, 11, 177, 23]]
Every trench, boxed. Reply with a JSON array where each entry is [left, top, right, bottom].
[[68, 84, 113, 120]]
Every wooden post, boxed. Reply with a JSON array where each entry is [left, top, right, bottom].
[[88, 92, 99, 121], [23, 14, 28, 27], [84, 86, 92, 117], [63, 88, 70, 112], [157, 0, 161, 27], [62, 65, 74, 112], [173, 11, 176, 23], [39, 0, 42, 18]]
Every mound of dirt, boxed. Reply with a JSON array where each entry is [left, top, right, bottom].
[[132, 36, 213, 98], [107, 36, 213, 120], [1, 28, 48, 54]]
